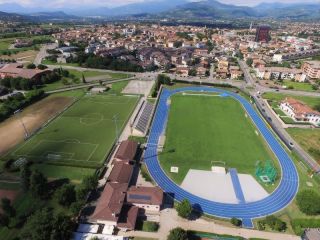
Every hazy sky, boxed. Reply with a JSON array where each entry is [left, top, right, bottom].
[[0, 0, 319, 8]]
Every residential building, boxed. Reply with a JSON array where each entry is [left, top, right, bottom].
[[280, 98, 320, 126], [302, 61, 320, 80]]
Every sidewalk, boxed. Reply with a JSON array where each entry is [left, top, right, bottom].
[[123, 209, 300, 240]]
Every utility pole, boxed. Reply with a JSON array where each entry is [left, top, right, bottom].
[[112, 114, 119, 143], [14, 109, 29, 139]]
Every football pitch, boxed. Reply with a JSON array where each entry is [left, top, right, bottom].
[[10, 94, 139, 168], [160, 94, 278, 184]]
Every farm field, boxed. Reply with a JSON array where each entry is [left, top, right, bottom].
[[0, 50, 39, 63], [8, 94, 139, 168], [160, 94, 278, 184]]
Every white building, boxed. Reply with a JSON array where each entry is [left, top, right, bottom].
[[280, 98, 320, 126]]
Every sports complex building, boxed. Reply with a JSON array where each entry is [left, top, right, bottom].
[[144, 86, 299, 228]]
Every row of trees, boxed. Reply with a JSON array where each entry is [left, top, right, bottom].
[[0, 89, 45, 122], [151, 74, 172, 97], [66, 53, 144, 72]]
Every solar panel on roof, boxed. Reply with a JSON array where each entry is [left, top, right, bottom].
[[129, 194, 151, 201]]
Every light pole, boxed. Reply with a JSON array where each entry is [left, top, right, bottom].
[[14, 109, 29, 139], [112, 114, 119, 144]]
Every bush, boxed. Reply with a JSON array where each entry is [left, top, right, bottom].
[[37, 64, 48, 70], [26, 63, 36, 69], [296, 190, 320, 215], [291, 218, 320, 235], [265, 215, 287, 232], [167, 227, 188, 240], [54, 184, 76, 206], [176, 199, 192, 219], [231, 217, 242, 227]]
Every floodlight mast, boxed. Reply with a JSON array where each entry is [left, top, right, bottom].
[[14, 109, 29, 139]]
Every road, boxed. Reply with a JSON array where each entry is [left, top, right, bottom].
[[33, 43, 58, 65], [239, 60, 320, 173]]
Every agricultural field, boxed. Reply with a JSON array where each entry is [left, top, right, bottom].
[[0, 50, 39, 63], [160, 94, 278, 184], [7, 93, 139, 168]]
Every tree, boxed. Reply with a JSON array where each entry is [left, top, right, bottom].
[[26, 63, 36, 69], [246, 58, 253, 66], [176, 199, 192, 219], [314, 103, 320, 112], [82, 175, 98, 192], [55, 184, 76, 206], [188, 68, 197, 76], [30, 170, 48, 198], [167, 227, 188, 240], [0, 214, 9, 228], [265, 215, 286, 232], [20, 164, 31, 192], [70, 201, 84, 216], [20, 208, 53, 240], [296, 190, 320, 215], [82, 73, 86, 83], [231, 217, 242, 227], [1, 198, 15, 217], [50, 213, 74, 240], [37, 64, 48, 70]]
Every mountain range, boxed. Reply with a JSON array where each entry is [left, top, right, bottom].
[[0, 0, 319, 21]]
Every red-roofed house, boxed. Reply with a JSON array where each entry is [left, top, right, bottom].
[[280, 98, 320, 126]]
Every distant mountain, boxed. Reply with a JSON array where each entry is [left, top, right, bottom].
[[254, 2, 320, 19], [28, 11, 80, 21], [0, 0, 188, 17], [0, 11, 29, 21], [156, 0, 320, 20], [157, 0, 257, 19]]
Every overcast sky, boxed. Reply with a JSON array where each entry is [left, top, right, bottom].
[[0, 0, 319, 8]]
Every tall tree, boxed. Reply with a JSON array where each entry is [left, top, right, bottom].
[[82, 73, 86, 83], [176, 199, 192, 219], [1, 198, 15, 217], [30, 170, 47, 198], [55, 184, 76, 206], [20, 164, 31, 192], [167, 227, 188, 240]]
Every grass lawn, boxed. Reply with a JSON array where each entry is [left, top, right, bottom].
[[282, 80, 316, 92], [0, 38, 14, 51], [31, 164, 96, 182], [7, 94, 139, 168], [286, 128, 320, 163], [262, 92, 320, 109], [42, 69, 131, 92], [41, 59, 80, 67], [160, 94, 278, 185]]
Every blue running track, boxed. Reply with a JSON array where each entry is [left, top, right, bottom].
[[144, 87, 299, 226]]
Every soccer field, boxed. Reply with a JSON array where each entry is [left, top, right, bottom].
[[10, 94, 139, 168], [160, 94, 277, 184]]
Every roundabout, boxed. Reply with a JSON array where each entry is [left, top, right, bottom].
[[144, 86, 299, 228]]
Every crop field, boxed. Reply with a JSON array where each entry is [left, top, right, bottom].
[[8, 94, 139, 168], [160, 94, 277, 184]]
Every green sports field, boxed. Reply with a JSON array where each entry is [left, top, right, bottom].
[[9, 94, 139, 168], [160, 94, 277, 184]]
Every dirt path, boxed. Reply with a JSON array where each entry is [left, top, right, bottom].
[[0, 96, 74, 156]]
